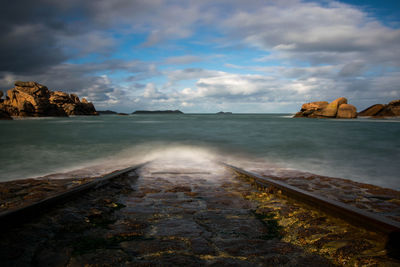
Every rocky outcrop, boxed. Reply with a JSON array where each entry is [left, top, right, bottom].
[[3, 81, 62, 117], [358, 100, 400, 117], [314, 97, 347, 117], [294, 97, 357, 119], [0, 81, 98, 118], [358, 104, 385, 117], [337, 104, 357, 119], [49, 91, 97, 116]]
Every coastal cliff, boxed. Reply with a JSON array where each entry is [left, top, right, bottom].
[[0, 81, 98, 119], [294, 97, 357, 119]]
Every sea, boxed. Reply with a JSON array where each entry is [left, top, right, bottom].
[[0, 114, 399, 189]]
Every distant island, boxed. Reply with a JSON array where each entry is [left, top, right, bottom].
[[132, 110, 183, 114], [217, 111, 232, 115], [98, 110, 129, 116], [98, 110, 117, 115]]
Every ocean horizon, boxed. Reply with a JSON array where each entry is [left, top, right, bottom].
[[1, 113, 399, 190]]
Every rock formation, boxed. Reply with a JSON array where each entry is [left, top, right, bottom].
[[314, 97, 348, 117], [0, 81, 98, 119], [358, 100, 400, 117], [337, 104, 357, 119], [294, 97, 357, 119], [49, 91, 97, 116]]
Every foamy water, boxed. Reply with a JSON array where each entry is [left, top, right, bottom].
[[0, 114, 399, 189]]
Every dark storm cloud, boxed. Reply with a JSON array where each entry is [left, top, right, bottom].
[[0, 0, 70, 74], [0, 0, 138, 74], [0, 0, 168, 108], [0, 58, 157, 106]]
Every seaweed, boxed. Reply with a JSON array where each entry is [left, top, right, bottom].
[[251, 210, 283, 240]]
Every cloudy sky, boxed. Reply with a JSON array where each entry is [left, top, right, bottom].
[[0, 0, 399, 113]]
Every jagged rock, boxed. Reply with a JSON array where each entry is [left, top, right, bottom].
[[62, 102, 97, 116], [14, 81, 42, 88], [358, 100, 400, 117], [294, 97, 356, 119], [337, 104, 357, 118], [0, 81, 98, 117], [358, 104, 385, 117], [70, 94, 80, 104], [49, 91, 74, 104], [3, 82, 63, 117]]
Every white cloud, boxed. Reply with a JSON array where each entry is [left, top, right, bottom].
[[143, 83, 167, 99], [220, 0, 400, 67], [195, 74, 271, 97]]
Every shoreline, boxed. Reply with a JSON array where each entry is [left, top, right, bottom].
[[256, 170, 400, 223], [1, 164, 399, 223]]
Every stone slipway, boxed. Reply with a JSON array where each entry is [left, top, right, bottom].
[[225, 164, 400, 235], [0, 158, 399, 266]]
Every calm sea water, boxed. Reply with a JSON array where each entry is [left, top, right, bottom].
[[0, 114, 399, 189]]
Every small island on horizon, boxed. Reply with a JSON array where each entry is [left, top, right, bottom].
[[97, 110, 117, 115], [132, 110, 184, 114]]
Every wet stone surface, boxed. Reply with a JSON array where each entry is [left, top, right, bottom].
[[0, 158, 399, 266], [0, 177, 96, 212], [253, 167, 400, 222]]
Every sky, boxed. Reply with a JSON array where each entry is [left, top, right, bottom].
[[0, 0, 399, 113]]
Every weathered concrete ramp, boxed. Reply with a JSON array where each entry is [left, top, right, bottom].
[[0, 158, 332, 266], [0, 157, 398, 266], [118, 159, 333, 266]]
